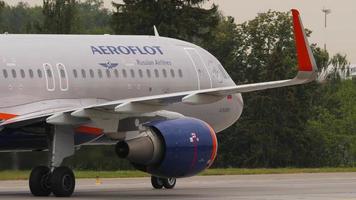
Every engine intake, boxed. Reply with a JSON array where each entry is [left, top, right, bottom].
[[115, 128, 163, 165]]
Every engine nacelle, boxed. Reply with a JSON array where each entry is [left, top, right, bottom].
[[115, 118, 218, 178]]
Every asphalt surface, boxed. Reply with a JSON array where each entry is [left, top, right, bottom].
[[1, 173, 356, 199]]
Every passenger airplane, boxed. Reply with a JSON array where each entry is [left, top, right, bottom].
[[0, 9, 316, 197]]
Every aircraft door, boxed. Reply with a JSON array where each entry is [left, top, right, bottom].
[[43, 63, 55, 91], [56, 63, 69, 91], [184, 48, 212, 89]]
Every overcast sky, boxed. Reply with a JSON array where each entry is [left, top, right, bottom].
[[6, 0, 356, 63]]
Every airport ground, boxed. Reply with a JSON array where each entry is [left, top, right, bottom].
[[1, 173, 356, 199]]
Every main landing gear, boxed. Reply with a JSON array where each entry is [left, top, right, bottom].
[[151, 176, 176, 189], [29, 166, 75, 197], [29, 125, 76, 197]]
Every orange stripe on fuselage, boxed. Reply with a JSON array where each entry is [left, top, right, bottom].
[[75, 126, 103, 136], [0, 113, 18, 120]]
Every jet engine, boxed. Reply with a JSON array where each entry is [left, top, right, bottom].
[[115, 118, 218, 178]]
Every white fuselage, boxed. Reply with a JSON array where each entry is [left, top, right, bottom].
[[0, 34, 243, 133]]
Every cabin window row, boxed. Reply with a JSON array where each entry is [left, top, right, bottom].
[[72, 68, 184, 79], [2, 68, 184, 79], [2, 69, 43, 79]]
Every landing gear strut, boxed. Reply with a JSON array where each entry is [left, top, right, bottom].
[[29, 125, 76, 197], [151, 176, 176, 189]]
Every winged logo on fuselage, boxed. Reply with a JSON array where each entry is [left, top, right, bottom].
[[99, 61, 119, 69]]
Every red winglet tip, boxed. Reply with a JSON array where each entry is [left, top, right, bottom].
[[291, 9, 299, 16], [292, 9, 313, 72]]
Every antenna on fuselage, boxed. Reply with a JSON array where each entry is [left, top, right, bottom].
[[153, 25, 160, 37]]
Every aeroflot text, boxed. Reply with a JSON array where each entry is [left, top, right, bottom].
[[91, 46, 163, 55]]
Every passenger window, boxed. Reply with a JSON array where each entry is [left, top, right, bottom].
[[89, 69, 94, 78], [60, 69, 65, 78], [73, 69, 78, 78], [20, 69, 25, 78], [29, 69, 34, 78], [106, 69, 111, 78], [46, 69, 52, 78], [114, 69, 119, 78], [11, 69, 16, 78], [122, 69, 127, 78], [98, 69, 103, 78], [3, 69, 7, 78], [170, 69, 175, 78], [146, 69, 151, 78], [130, 69, 135, 78], [138, 69, 143, 78], [178, 69, 183, 78], [154, 69, 159, 78], [162, 69, 167, 78], [81, 69, 86, 78], [37, 69, 43, 78]]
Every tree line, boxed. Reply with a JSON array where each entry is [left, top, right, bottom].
[[0, 0, 353, 170]]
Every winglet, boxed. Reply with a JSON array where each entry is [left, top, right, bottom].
[[291, 9, 317, 73], [291, 9, 318, 84]]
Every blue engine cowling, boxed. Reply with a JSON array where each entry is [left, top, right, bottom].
[[116, 118, 218, 178]]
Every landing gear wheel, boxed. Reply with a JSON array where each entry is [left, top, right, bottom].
[[151, 176, 163, 189], [51, 166, 75, 197], [162, 178, 176, 189], [29, 166, 51, 196]]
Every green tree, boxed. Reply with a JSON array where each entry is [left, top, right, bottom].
[[75, 0, 112, 34], [42, 0, 77, 34], [306, 79, 356, 166], [313, 46, 329, 71], [0, 0, 5, 32], [0, 2, 43, 34], [329, 53, 350, 80], [215, 11, 321, 168], [111, 0, 219, 46], [0, 1, 4, 15]]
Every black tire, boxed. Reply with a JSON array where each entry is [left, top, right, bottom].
[[51, 166, 75, 197], [29, 166, 51, 196], [151, 176, 163, 189], [162, 178, 176, 189]]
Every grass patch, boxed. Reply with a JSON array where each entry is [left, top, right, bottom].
[[2, 168, 356, 181], [76, 170, 148, 179], [0, 170, 30, 180], [0, 170, 148, 181]]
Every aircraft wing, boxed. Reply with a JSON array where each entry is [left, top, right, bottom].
[[0, 9, 316, 128]]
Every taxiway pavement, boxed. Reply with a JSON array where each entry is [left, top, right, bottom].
[[1, 173, 356, 199]]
